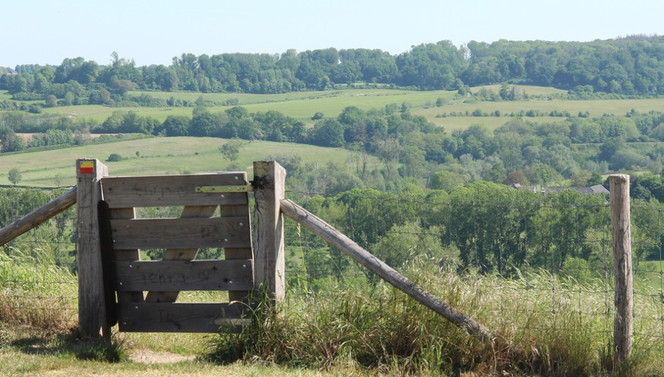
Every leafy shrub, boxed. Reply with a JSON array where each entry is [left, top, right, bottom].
[[106, 153, 123, 162]]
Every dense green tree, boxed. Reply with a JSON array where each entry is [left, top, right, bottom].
[[0, 126, 25, 152], [484, 163, 507, 183], [161, 115, 190, 136], [504, 171, 529, 185], [528, 190, 606, 270], [339, 48, 398, 83], [308, 118, 345, 147], [7, 168, 22, 185], [447, 182, 534, 273], [371, 222, 445, 268], [219, 138, 243, 161], [395, 41, 466, 90], [429, 170, 465, 191], [118, 111, 158, 134], [191, 107, 220, 137], [525, 163, 562, 185]]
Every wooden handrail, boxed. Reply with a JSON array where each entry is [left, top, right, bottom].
[[279, 198, 495, 344], [0, 187, 77, 247]]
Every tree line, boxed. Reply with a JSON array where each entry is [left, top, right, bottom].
[[3, 176, 661, 282], [6, 102, 664, 198], [287, 180, 664, 289], [2, 36, 664, 103]]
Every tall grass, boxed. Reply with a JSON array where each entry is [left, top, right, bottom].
[[0, 246, 77, 331], [2, 238, 662, 375], [209, 260, 664, 376]]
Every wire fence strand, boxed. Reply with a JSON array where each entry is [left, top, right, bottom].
[[1, 189, 664, 342]]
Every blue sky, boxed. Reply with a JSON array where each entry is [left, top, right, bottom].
[[1, 0, 662, 68]]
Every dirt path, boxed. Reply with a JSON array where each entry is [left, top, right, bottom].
[[127, 349, 196, 364]]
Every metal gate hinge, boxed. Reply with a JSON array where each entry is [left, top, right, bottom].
[[195, 185, 253, 193]]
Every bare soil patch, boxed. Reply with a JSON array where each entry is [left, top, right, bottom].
[[128, 349, 196, 364]]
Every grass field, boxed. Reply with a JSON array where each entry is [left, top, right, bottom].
[[2, 251, 662, 376], [18, 85, 662, 133], [0, 137, 377, 187], [0, 329, 361, 376], [417, 97, 664, 131], [637, 260, 664, 292], [38, 87, 458, 124], [41, 105, 196, 123]]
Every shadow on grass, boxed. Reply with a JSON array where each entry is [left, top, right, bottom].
[[7, 327, 126, 362]]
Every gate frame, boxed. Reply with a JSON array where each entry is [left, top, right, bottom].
[[75, 159, 285, 338]]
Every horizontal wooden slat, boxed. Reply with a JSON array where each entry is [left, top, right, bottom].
[[117, 302, 250, 333], [115, 259, 253, 291], [101, 173, 249, 208], [111, 216, 250, 249]]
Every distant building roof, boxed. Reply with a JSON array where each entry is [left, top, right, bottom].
[[511, 183, 537, 192], [510, 183, 609, 195], [544, 185, 609, 195]]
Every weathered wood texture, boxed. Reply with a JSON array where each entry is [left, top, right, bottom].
[[78, 168, 259, 333], [610, 174, 633, 367], [220, 172, 253, 303], [253, 161, 286, 301], [222, 206, 253, 303], [118, 302, 249, 333], [111, 207, 144, 305], [144, 204, 218, 303], [0, 187, 77, 246], [280, 199, 495, 344], [76, 159, 109, 339], [110, 216, 250, 249], [101, 173, 248, 208], [114, 259, 253, 291]]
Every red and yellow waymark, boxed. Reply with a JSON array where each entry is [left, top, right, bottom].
[[79, 161, 94, 174]]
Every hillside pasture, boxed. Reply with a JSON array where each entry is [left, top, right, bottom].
[[29, 86, 664, 134], [40, 105, 195, 123], [416, 97, 664, 131], [0, 137, 376, 187], [5, 86, 664, 138], [37, 88, 457, 124]]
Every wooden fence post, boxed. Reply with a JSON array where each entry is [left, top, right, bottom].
[[76, 159, 109, 339], [253, 161, 286, 302], [610, 174, 633, 367]]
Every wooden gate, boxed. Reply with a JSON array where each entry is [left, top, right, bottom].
[[76, 159, 285, 338]]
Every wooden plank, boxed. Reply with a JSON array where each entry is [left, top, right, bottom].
[[145, 205, 218, 303], [97, 201, 118, 328], [76, 158, 109, 339], [117, 302, 249, 333], [115, 259, 253, 291], [610, 174, 633, 367], [101, 173, 248, 208], [253, 161, 286, 302], [0, 187, 77, 246], [110, 216, 250, 249], [161, 206, 219, 260], [280, 198, 496, 344], [220, 174, 253, 303], [111, 207, 144, 305]]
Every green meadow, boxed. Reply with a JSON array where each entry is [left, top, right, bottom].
[[25, 85, 664, 132], [38, 87, 457, 124], [0, 137, 377, 187]]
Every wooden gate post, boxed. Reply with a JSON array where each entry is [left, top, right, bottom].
[[76, 159, 109, 338], [253, 161, 286, 302], [610, 174, 633, 367]]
